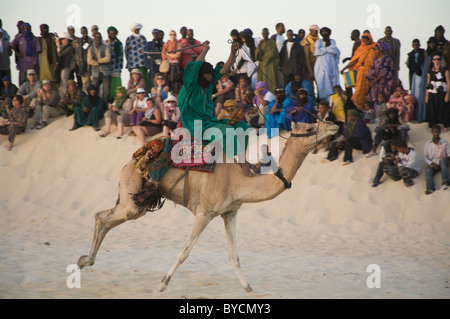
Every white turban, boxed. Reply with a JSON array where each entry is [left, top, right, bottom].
[[309, 25, 319, 31], [130, 23, 143, 32]]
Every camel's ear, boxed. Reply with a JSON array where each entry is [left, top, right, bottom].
[[291, 122, 300, 132]]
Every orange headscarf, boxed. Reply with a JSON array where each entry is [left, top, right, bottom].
[[349, 33, 377, 68]]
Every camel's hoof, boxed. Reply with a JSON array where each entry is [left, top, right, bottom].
[[155, 274, 171, 292], [78, 255, 94, 269], [244, 284, 253, 293]]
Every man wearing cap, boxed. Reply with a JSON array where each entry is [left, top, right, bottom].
[[87, 33, 111, 105], [301, 24, 320, 88], [38, 24, 58, 86], [0, 27, 12, 84], [17, 69, 41, 108], [56, 32, 75, 97], [10, 23, 41, 85], [30, 79, 61, 129], [127, 68, 146, 98], [91, 25, 99, 39], [105, 26, 123, 99], [125, 23, 150, 92]]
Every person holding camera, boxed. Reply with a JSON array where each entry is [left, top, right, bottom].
[[426, 53, 450, 131]]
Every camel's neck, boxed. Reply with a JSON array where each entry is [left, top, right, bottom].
[[240, 139, 308, 203]]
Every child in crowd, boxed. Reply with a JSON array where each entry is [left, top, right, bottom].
[[363, 101, 375, 124], [129, 88, 148, 127], [374, 92, 388, 126], [330, 85, 347, 127]]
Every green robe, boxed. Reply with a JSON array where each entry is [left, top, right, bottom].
[[255, 39, 279, 93], [177, 61, 248, 158]]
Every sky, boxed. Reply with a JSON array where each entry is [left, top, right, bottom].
[[2, 0, 450, 88]]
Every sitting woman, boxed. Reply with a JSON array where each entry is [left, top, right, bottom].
[[59, 80, 84, 116], [286, 88, 315, 128], [70, 84, 103, 131], [100, 86, 133, 139], [162, 95, 181, 137], [325, 109, 373, 165], [129, 88, 148, 127], [387, 85, 417, 122], [150, 73, 170, 111], [132, 97, 162, 145]]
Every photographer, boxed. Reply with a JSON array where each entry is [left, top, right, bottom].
[[426, 53, 450, 131]]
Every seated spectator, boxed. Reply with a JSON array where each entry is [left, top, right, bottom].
[[0, 76, 19, 119], [246, 80, 275, 128], [217, 99, 238, 121], [362, 101, 375, 124], [59, 80, 84, 116], [387, 84, 417, 122], [235, 75, 253, 103], [285, 73, 315, 104], [127, 68, 147, 100], [312, 100, 338, 153], [423, 125, 450, 194], [368, 107, 410, 157], [325, 109, 373, 165], [162, 95, 180, 137], [129, 88, 148, 127], [30, 79, 61, 129], [374, 92, 388, 126], [213, 74, 235, 116], [371, 139, 398, 187], [286, 88, 315, 128], [70, 84, 103, 131], [132, 97, 162, 145], [100, 86, 133, 139], [0, 95, 28, 151], [329, 85, 347, 130], [17, 69, 41, 108], [380, 138, 421, 187], [150, 73, 170, 112], [265, 88, 294, 139]]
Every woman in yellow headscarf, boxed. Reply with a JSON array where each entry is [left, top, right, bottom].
[[341, 33, 377, 111]]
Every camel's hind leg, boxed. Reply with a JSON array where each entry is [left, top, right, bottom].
[[78, 161, 146, 268], [222, 211, 253, 293], [156, 212, 213, 292]]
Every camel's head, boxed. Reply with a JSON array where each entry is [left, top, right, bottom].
[[290, 121, 339, 151]]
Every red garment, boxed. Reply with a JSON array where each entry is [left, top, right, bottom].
[[178, 38, 203, 69], [161, 40, 181, 63]]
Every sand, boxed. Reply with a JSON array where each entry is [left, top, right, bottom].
[[0, 114, 449, 299]]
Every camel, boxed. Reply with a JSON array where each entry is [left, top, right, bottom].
[[78, 121, 339, 293]]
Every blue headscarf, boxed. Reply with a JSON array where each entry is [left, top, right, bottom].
[[22, 23, 35, 57]]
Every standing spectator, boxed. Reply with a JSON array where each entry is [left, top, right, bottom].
[[295, 29, 305, 44], [424, 125, 450, 194], [37, 24, 58, 86], [100, 86, 133, 139], [387, 84, 417, 122], [0, 28, 12, 82], [161, 30, 182, 94], [125, 23, 150, 92], [56, 32, 75, 97], [406, 39, 427, 123], [342, 29, 361, 100], [255, 27, 279, 94], [10, 23, 41, 85], [0, 95, 28, 151], [30, 79, 61, 129], [270, 22, 286, 88], [434, 25, 450, 68], [341, 32, 377, 111], [0, 76, 18, 119], [239, 29, 260, 89], [72, 26, 92, 94], [91, 25, 99, 39], [105, 26, 124, 99], [17, 69, 41, 108], [179, 29, 203, 71], [143, 29, 164, 89], [234, 75, 253, 104], [300, 24, 320, 89], [313, 27, 340, 101], [0, 20, 10, 41], [366, 43, 394, 107], [70, 84, 103, 131], [279, 29, 306, 91], [426, 53, 450, 131], [87, 33, 111, 105], [378, 26, 401, 87], [325, 109, 373, 165]]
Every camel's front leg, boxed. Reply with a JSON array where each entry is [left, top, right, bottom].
[[156, 213, 212, 292], [222, 211, 253, 293]]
